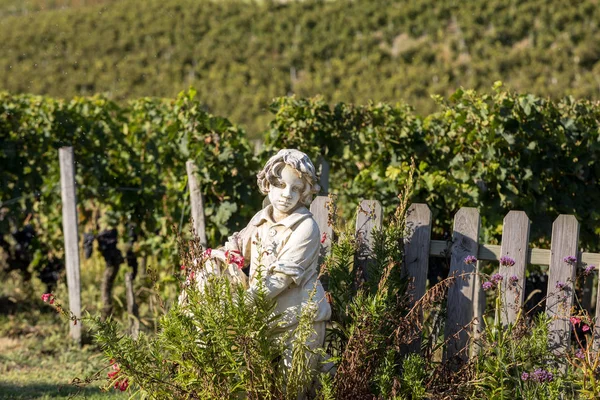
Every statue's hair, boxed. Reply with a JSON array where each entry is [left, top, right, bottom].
[[257, 149, 320, 206]]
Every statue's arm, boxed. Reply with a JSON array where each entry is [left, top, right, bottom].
[[249, 219, 319, 299]]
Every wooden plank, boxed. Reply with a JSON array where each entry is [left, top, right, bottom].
[[186, 160, 207, 248], [59, 146, 82, 344], [582, 273, 594, 315], [318, 157, 330, 195], [310, 196, 333, 259], [499, 211, 530, 326], [429, 241, 582, 266], [444, 208, 480, 366], [354, 200, 383, 286], [402, 203, 432, 354], [546, 215, 580, 355]]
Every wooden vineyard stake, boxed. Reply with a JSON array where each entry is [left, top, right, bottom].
[[186, 160, 208, 248], [59, 146, 82, 345]]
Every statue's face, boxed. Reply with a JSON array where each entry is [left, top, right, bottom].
[[269, 165, 304, 216]]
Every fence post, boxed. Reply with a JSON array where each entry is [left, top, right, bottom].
[[444, 207, 480, 366], [499, 211, 531, 326], [186, 160, 207, 248], [546, 215, 580, 356], [402, 203, 432, 354], [59, 146, 82, 345], [354, 200, 383, 287], [125, 272, 139, 339]]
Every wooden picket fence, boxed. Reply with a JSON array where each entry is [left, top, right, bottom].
[[309, 196, 600, 362], [56, 148, 600, 359]]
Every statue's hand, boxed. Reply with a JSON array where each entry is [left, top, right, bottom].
[[207, 248, 227, 263]]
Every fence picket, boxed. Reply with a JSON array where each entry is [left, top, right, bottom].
[[499, 211, 530, 326], [546, 215, 580, 355], [354, 200, 383, 286], [402, 203, 432, 354], [444, 207, 480, 365]]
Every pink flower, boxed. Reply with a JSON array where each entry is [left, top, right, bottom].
[[500, 256, 515, 267], [576, 349, 585, 359], [584, 265, 596, 276], [464, 255, 477, 265], [320, 233, 327, 244], [189, 271, 195, 281], [180, 264, 186, 270], [203, 248, 212, 258], [509, 275, 519, 284], [582, 324, 590, 332], [482, 281, 494, 291], [563, 255, 577, 265], [225, 250, 245, 269], [570, 316, 581, 326], [41, 293, 53, 302], [490, 273, 503, 284]]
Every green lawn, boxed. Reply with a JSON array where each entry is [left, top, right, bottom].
[[0, 334, 128, 400]]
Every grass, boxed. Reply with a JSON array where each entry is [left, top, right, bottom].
[[0, 248, 175, 400], [0, 320, 128, 400]]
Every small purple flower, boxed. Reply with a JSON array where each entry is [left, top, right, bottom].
[[490, 273, 503, 284], [563, 255, 577, 265], [556, 281, 566, 290], [521, 372, 529, 381], [509, 275, 519, 284], [464, 255, 477, 265], [584, 265, 596, 276], [531, 368, 553, 383], [500, 256, 516, 267], [576, 349, 585, 360], [482, 281, 494, 291]]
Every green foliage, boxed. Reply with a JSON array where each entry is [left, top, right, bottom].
[[399, 354, 427, 400], [1, 0, 599, 136], [266, 87, 600, 250], [0, 89, 260, 277]]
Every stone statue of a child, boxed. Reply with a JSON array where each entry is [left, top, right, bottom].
[[200, 149, 331, 367]]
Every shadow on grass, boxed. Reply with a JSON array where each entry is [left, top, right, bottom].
[[0, 381, 122, 399]]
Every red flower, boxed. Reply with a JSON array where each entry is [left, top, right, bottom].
[[203, 248, 212, 258], [189, 271, 195, 281], [119, 379, 129, 391], [108, 370, 119, 379], [41, 293, 53, 302], [180, 264, 186, 270], [570, 317, 582, 326], [225, 250, 245, 269], [320, 233, 327, 244], [582, 324, 590, 332]]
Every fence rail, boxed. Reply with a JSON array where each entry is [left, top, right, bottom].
[[309, 196, 600, 362]]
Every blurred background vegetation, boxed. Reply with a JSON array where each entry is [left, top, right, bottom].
[[1, 0, 600, 398], [0, 0, 599, 137]]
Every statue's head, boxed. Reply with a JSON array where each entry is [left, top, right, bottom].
[[257, 149, 320, 209]]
